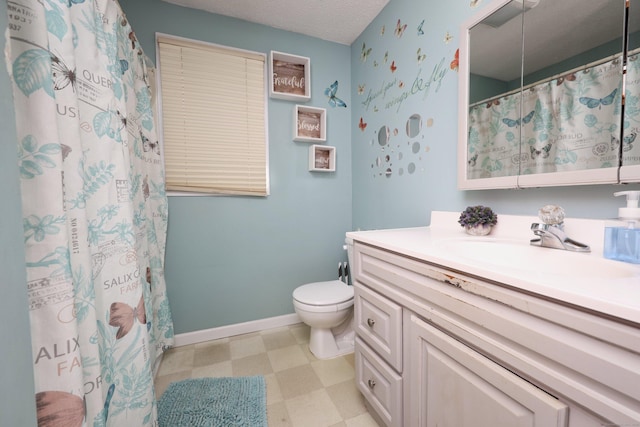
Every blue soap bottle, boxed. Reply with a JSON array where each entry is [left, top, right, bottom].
[[603, 191, 640, 264]]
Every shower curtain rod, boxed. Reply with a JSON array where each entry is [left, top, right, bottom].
[[470, 46, 640, 108]]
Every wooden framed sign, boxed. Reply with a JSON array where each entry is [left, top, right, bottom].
[[294, 105, 326, 142], [309, 145, 335, 172], [270, 51, 311, 101]]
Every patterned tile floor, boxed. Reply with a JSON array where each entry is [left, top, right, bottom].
[[155, 323, 380, 427]]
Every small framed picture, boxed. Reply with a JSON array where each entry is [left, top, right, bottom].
[[294, 105, 326, 142], [309, 145, 335, 172], [269, 51, 311, 101]]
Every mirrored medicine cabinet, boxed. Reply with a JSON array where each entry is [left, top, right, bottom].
[[458, 0, 640, 190]]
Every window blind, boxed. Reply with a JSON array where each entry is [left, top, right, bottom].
[[157, 35, 269, 196]]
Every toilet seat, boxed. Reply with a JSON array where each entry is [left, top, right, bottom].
[[293, 280, 354, 312]]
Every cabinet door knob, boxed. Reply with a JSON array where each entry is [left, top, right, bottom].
[[367, 318, 375, 327], [367, 379, 376, 389]]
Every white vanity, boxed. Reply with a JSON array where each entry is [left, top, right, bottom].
[[347, 212, 640, 427]]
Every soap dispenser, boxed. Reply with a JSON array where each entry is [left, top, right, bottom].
[[603, 191, 640, 264]]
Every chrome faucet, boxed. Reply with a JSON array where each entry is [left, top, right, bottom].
[[530, 205, 590, 252]]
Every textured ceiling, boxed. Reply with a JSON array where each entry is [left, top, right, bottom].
[[160, 0, 390, 45]]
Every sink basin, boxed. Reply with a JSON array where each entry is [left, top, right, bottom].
[[437, 238, 638, 279]]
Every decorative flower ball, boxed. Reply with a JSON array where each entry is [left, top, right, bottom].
[[458, 205, 498, 228]]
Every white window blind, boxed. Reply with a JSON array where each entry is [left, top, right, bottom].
[[157, 35, 269, 196]]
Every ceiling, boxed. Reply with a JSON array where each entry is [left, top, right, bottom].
[[160, 0, 390, 45]]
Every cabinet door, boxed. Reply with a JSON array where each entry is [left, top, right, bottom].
[[407, 314, 568, 427]]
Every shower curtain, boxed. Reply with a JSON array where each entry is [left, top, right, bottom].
[[468, 56, 624, 179], [6, 0, 174, 425]]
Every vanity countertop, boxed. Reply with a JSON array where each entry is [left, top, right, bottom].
[[347, 211, 640, 325]]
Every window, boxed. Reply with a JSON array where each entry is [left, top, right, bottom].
[[156, 34, 269, 196]]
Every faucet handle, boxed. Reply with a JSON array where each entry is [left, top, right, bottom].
[[538, 205, 565, 225]]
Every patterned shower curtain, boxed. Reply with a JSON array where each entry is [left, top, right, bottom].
[[468, 56, 624, 179], [6, 0, 174, 425]]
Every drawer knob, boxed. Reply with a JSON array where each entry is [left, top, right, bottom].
[[367, 379, 376, 389], [367, 318, 375, 327]]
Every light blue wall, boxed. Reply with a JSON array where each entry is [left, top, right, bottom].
[[120, 0, 353, 334], [350, 0, 639, 231], [0, 2, 37, 425]]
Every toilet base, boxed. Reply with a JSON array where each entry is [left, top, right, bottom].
[[309, 328, 354, 359], [308, 314, 354, 359]]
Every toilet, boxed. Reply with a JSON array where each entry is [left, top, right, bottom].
[[292, 238, 355, 359]]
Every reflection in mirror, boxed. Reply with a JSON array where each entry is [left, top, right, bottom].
[[406, 114, 422, 138], [467, 0, 523, 179], [461, 0, 628, 189], [378, 125, 389, 146], [624, 0, 640, 169], [519, 0, 623, 177]]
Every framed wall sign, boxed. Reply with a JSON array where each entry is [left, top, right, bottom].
[[294, 105, 326, 142], [309, 145, 335, 172], [269, 51, 311, 101]]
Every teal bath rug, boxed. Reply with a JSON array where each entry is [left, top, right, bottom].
[[158, 376, 267, 427]]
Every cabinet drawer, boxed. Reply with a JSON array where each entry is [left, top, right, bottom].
[[355, 284, 403, 371], [355, 337, 402, 427]]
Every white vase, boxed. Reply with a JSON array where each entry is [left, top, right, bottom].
[[465, 224, 493, 236]]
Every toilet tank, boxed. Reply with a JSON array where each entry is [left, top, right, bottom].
[[344, 237, 354, 272]]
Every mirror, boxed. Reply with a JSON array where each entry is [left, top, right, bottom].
[[406, 114, 423, 138], [458, 0, 630, 189]]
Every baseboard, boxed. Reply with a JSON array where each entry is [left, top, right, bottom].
[[173, 313, 302, 347]]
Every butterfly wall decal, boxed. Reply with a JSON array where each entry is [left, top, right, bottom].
[[502, 110, 535, 127], [390, 61, 397, 73], [325, 81, 347, 108], [358, 84, 365, 95], [417, 48, 426, 64], [444, 31, 453, 44], [380, 25, 385, 36], [109, 295, 146, 339], [450, 49, 459, 71], [417, 19, 425, 36], [360, 43, 372, 63], [383, 51, 389, 64], [50, 54, 76, 91], [36, 390, 85, 427], [358, 117, 367, 131], [579, 88, 617, 109], [395, 19, 407, 38]]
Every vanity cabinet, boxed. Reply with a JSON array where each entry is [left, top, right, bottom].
[[351, 240, 640, 427]]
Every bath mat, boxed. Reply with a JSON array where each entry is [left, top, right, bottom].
[[158, 376, 267, 427]]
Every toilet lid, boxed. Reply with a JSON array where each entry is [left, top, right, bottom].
[[293, 280, 354, 306]]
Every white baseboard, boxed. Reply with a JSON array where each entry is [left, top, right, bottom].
[[173, 313, 302, 347]]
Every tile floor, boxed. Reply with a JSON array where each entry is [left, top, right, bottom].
[[154, 323, 380, 427]]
